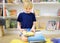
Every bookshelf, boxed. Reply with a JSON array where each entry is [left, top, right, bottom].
[[33, 0, 60, 31], [1, 0, 60, 34]]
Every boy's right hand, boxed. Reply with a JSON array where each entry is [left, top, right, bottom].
[[20, 29, 26, 33], [20, 29, 23, 32]]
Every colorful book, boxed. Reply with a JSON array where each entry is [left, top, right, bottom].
[[58, 21, 60, 30], [9, 10, 17, 17], [39, 22, 46, 30], [57, 21, 60, 30], [57, 9, 60, 16], [35, 21, 39, 30], [46, 20, 57, 30], [22, 0, 32, 3], [5, 19, 10, 29], [6, 0, 13, 3], [4, 9, 17, 17], [5, 0, 23, 3], [34, 9, 40, 16], [36, 21, 46, 31], [10, 19, 17, 28], [4, 7, 10, 17], [0, 8, 3, 16]]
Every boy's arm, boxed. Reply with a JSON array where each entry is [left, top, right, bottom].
[[31, 21, 36, 32], [17, 22, 22, 32]]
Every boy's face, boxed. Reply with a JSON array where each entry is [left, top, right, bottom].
[[24, 6, 32, 13]]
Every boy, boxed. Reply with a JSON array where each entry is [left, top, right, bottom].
[[17, 2, 36, 41]]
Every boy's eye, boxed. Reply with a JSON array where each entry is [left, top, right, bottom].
[[29, 8, 31, 10], [26, 8, 27, 9]]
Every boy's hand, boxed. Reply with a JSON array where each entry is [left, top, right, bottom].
[[20, 29, 23, 32], [31, 28, 35, 32], [20, 29, 26, 33]]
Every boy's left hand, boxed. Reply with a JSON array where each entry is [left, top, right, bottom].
[[31, 28, 35, 32]]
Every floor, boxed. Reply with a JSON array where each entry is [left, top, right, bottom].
[[0, 34, 20, 43], [0, 34, 60, 43]]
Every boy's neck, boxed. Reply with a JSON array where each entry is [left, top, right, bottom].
[[25, 11, 31, 14]]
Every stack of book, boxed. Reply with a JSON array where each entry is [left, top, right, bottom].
[[46, 20, 57, 30], [34, 9, 40, 16], [57, 9, 60, 16], [4, 8, 17, 17], [10, 19, 17, 28], [57, 21, 60, 30], [0, 8, 3, 16], [36, 21, 46, 30], [9, 10, 17, 17], [5, 19, 10, 29], [36, 20, 60, 31], [5, 19, 17, 29], [4, 7, 9, 17], [5, 0, 22, 3]]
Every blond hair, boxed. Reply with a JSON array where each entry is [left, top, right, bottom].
[[22, 0, 30, 3], [23, 2, 33, 9]]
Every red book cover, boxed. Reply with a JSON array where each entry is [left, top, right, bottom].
[[57, 9, 60, 16], [59, 21, 60, 30]]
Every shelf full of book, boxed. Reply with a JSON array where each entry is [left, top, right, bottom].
[[3, 0, 60, 32]]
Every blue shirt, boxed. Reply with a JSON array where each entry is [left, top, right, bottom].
[[17, 12, 36, 29]]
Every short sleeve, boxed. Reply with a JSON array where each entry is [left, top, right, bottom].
[[17, 13, 22, 22], [32, 13, 36, 22]]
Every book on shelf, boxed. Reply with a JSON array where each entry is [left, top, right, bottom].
[[57, 21, 60, 30], [5, 0, 13, 3], [35, 21, 39, 30], [58, 21, 60, 30], [57, 9, 60, 16], [39, 22, 46, 30], [36, 21, 46, 30], [10, 19, 17, 28], [5, 0, 26, 3], [4, 7, 10, 17], [22, 0, 32, 3], [0, 8, 3, 16], [46, 20, 57, 30], [34, 9, 40, 16], [5, 19, 10, 29], [9, 9, 17, 17], [4, 8, 17, 17], [5, 19, 17, 29]]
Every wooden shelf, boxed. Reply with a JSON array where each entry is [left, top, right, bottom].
[[4, 16, 17, 19], [36, 30, 60, 34], [33, 2, 60, 5], [36, 16, 60, 18], [5, 3, 23, 6], [6, 28, 17, 31]]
